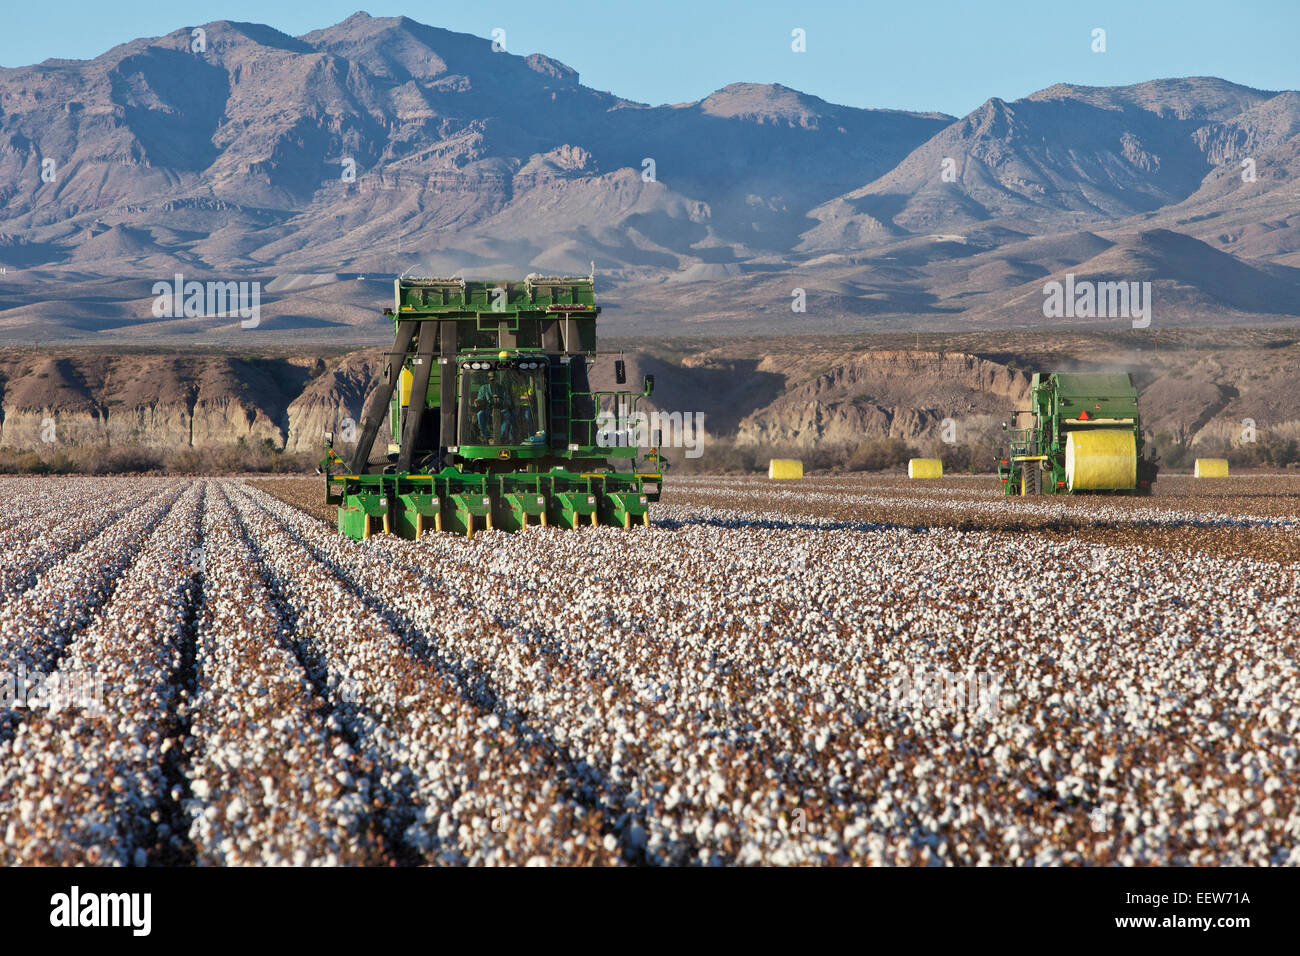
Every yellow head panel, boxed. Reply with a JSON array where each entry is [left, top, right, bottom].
[[399, 367, 413, 407]]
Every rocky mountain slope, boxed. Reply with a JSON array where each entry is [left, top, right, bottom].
[[0, 13, 946, 279], [1, 14, 1299, 341]]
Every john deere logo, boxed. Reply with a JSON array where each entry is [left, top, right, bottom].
[[498, 450, 511, 459]]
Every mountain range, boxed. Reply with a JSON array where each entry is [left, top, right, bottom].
[[1, 12, 1299, 343]]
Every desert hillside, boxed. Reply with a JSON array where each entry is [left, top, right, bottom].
[[3, 329, 1296, 470]]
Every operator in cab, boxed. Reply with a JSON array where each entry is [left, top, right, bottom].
[[475, 371, 512, 443]]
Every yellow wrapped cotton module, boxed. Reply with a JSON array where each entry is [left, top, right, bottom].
[[1194, 458, 1229, 478], [1064, 429, 1136, 491], [768, 458, 803, 480], [907, 458, 943, 479]]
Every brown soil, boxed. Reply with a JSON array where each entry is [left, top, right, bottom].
[[250, 476, 335, 526], [664, 474, 1300, 563]]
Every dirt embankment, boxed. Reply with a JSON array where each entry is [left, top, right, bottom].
[[0, 349, 368, 455], [2, 331, 1298, 471], [730, 350, 1030, 449]]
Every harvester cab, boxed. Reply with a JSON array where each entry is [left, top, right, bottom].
[[997, 372, 1159, 496], [320, 275, 661, 539]]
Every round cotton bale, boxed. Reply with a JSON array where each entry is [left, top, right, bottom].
[[768, 458, 803, 480], [1194, 458, 1229, 478], [907, 458, 943, 479], [1064, 429, 1136, 492]]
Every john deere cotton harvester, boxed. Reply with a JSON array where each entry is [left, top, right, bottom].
[[321, 275, 661, 539], [997, 372, 1158, 495]]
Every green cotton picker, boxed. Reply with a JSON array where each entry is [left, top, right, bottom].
[[320, 275, 662, 539], [996, 372, 1160, 496]]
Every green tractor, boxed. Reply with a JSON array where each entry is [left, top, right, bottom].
[[321, 275, 661, 539], [997, 372, 1159, 495]]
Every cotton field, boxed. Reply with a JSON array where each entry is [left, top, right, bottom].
[[1, 474, 1297, 866]]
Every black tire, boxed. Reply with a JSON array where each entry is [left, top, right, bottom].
[[1027, 462, 1042, 496]]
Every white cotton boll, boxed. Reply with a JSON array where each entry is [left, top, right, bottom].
[[1038, 748, 1055, 773]]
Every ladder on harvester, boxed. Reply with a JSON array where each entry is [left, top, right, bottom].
[[1006, 426, 1044, 496], [549, 360, 571, 450]]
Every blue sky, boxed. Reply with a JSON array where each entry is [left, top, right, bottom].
[[2, 0, 1295, 116]]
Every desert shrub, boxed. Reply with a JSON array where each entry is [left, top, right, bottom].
[[0, 450, 52, 473], [78, 446, 166, 474], [1147, 431, 1300, 472], [0, 440, 317, 476], [1152, 431, 1193, 471], [669, 441, 762, 475], [165, 441, 316, 475], [938, 441, 992, 474], [846, 438, 915, 472]]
